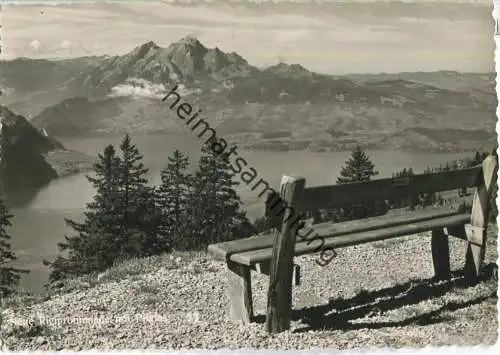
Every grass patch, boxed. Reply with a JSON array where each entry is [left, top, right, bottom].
[[43, 250, 212, 295]]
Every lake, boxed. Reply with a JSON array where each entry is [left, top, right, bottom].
[[9, 134, 468, 293]]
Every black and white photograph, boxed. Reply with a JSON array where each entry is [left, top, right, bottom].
[[0, 0, 498, 350]]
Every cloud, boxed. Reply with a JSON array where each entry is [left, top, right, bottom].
[[109, 78, 168, 99], [109, 78, 203, 99], [29, 39, 41, 51], [58, 40, 72, 49]]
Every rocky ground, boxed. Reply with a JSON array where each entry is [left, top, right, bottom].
[[1, 227, 498, 350]]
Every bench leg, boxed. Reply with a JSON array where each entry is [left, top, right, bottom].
[[463, 224, 488, 282], [255, 261, 300, 286], [464, 242, 485, 281], [431, 228, 450, 280], [227, 261, 253, 324]]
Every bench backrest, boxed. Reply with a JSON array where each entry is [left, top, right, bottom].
[[300, 165, 482, 211], [265, 155, 497, 228]]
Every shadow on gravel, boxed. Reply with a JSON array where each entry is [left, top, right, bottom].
[[281, 263, 498, 332]]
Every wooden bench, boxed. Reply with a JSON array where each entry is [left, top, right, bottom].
[[207, 154, 497, 333]]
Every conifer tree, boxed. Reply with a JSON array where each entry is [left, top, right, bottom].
[[48, 145, 123, 279], [336, 146, 381, 219], [188, 143, 251, 249], [81, 144, 123, 235], [0, 191, 28, 298], [119, 134, 149, 229], [118, 134, 161, 257], [157, 149, 192, 250], [336, 145, 379, 184]]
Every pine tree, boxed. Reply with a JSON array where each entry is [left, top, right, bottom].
[[0, 192, 28, 298], [83, 144, 123, 236], [336, 145, 379, 184], [188, 144, 251, 249], [336, 146, 381, 219], [119, 134, 149, 230], [156, 150, 192, 250], [48, 145, 123, 280], [118, 134, 162, 257]]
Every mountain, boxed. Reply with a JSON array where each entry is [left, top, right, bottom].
[[369, 127, 497, 153], [0, 105, 60, 195], [0, 56, 103, 93], [0, 105, 94, 204], [29, 94, 190, 137], [74, 37, 257, 95], [0, 37, 496, 153], [30, 97, 123, 136], [0, 56, 106, 116], [265, 62, 316, 78], [344, 71, 496, 92]]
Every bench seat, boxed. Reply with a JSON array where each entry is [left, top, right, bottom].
[[208, 207, 469, 266], [231, 212, 470, 266]]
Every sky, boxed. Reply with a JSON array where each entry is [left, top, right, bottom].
[[0, 0, 496, 74]]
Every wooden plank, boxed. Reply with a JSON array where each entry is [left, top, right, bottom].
[[303, 207, 461, 243], [207, 233, 273, 261], [300, 166, 482, 210], [232, 213, 470, 265], [208, 207, 461, 261], [227, 260, 253, 324], [266, 175, 305, 334], [431, 228, 451, 280], [465, 154, 497, 280]]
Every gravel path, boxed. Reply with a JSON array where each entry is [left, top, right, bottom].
[[2, 230, 497, 350]]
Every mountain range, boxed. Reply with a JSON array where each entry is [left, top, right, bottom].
[[0, 36, 496, 154]]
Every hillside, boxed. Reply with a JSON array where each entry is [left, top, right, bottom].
[[368, 128, 497, 153], [0, 56, 106, 116], [346, 71, 496, 92], [0, 37, 496, 153], [0, 105, 94, 203], [2, 227, 497, 350]]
